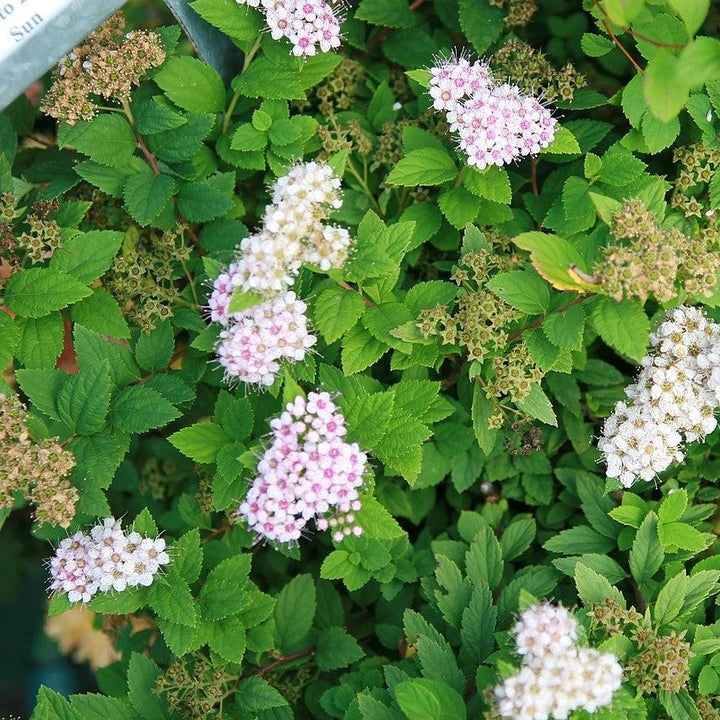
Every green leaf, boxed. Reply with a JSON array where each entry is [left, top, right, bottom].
[[658, 521, 708, 552], [109, 386, 181, 433], [542, 127, 581, 155], [231, 123, 268, 152], [581, 33, 615, 57], [363, 303, 415, 352], [515, 384, 557, 426], [395, 679, 466, 720], [127, 653, 165, 720], [500, 518, 536, 561], [471, 383, 498, 455], [70, 289, 130, 339], [123, 169, 176, 226], [274, 574, 316, 654], [464, 166, 512, 203], [173, 529, 203, 585], [147, 568, 197, 627], [513, 231, 597, 292], [315, 626, 364, 671], [437, 188, 482, 229], [641, 111, 680, 153], [233, 56, 305, 100], [668, 0, 709, 37], [466, 525, 504, 589], [644, 51, 689, 122], [155, 56, 226, 113], [50, 230, 124, 285], [355, 0, 415, 27], [342, 323, 387, 375], [74, 159, 141, 198], [4, 268, 91, 318], [31, 687, 82, 720], [200, 554, 251, 620], [56, 360, 111, 435], [134, 97, 187, 135], [177, 173, 235, 222], [314, 286, 366, 344], [168, 421, 231, 463], [135, 321, 174, 372], [542, 305, 585, 350], [659, 689, 702, 720], [190, 0, 263, 44], [544, 525, 615, 554], [485, 271, 550, 315], [461, 583, 496, 665], [59, 115, 137, 167], [69, 694, 138, 720], [458, 0, 503, 55], [658, 489, 688, 524], [345, 391, 395, 449], [205, 615, 246, 663], [575, 562, 625, 606], [630, 512, 664, 587], [654, 571, 688, 626], [592, 298, 650, 362], [15, 314, 65, 369], [386, 149, 457, 186]]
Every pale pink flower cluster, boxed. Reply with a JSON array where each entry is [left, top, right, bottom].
[[216, 291, 316, 386], [207, 162, 349, 323], [237, 391, 367, 544], [236, 0, 342, 56], [208, 162, 352, 386], [495, 603, 623, 719], [429, 54, 556, 170], [599, 306, 720, 487], [48, 518, 170, 604]]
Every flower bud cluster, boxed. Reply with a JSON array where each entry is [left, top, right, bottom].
[[429, 53, 556, 170], [236, 0, 342, 56], [237, 391, 367, 544], [42, 14, 165, 124], [49, 518, 170, 604], [495, 603, 623, 719], [216, 291, 316, 386], [0, 394, 78, 528], [208, 162, 350, 387], [599, 305, 720, 487], [489, 0, 537, 27]]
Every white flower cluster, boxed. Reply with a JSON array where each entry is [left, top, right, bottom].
[[208, 162, 351, 386], [495, 603, 623, 720], [48, 518, 170, 603], [429, 53, 556, 170], [599, 305, 720, 487], [236, 0, 342, 56]]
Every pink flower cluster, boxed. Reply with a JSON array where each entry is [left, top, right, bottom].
[[429, 54, 557, 170], [48, 518, 170, 604], [216, 291, 316, 387], [237, 392, 367, 544], [236, 0, 342, 56]]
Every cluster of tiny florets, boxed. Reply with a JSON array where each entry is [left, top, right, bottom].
[[599, 305, 720, 487], [0, 394, 78, 529], [594, 199, 720, 302], [48, 518, 170, 603], [429, 53, 556, 170], [494, 603, 623, 719], [589, 600, 692, 696], [41, 13, 165, 123], [671, 144, 720, 219], [491, 39, 586, 102], [305, 57, 365, 116], [236, 392, 367, 544], [106, 225, 190, 332], [216, 291, 316, 386], [236, 0, 342, 56], [489, 0, 537, 26]]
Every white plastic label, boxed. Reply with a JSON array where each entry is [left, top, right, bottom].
[[0, 0, 70, 62]]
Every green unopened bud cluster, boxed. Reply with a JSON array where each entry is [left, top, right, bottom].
[[492, 38, 586, 101], [489, 0, 537, 27]]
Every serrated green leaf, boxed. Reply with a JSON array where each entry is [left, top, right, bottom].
[[5, 268, 91, 318]]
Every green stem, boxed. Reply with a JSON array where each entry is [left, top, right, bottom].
[[221, 36, 263, 135], [346, 159, 383, 217]]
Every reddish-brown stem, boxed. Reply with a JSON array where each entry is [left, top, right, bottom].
[[254, 648, 315, 676], [508, 294, 591, 342], [624, 27, 685, 49], [593, 0, 644, 75], [340, 280, 376, 307], [136, 134, 162, 175], [202, 525, 230, 543]]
